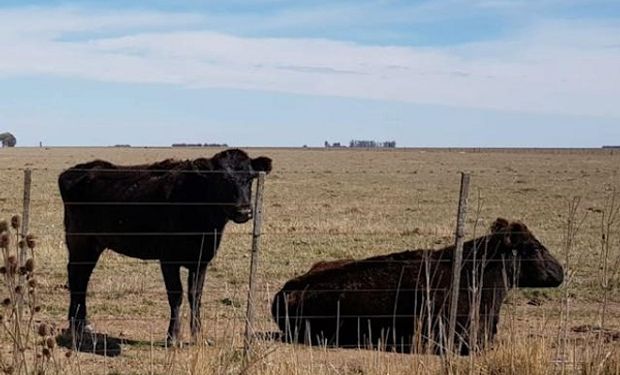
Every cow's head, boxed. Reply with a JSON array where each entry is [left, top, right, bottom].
[[489, 218, 564, 288], [209, 149, 272, 223]]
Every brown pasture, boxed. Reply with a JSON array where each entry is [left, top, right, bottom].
[[0, 147, 619, 374]]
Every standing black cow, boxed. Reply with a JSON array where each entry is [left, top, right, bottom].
[[59, 149, 272, 345], [272, 218, 564, 355]]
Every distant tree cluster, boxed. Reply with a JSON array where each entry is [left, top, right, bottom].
[[324, 140, 397, 148], [172, 143, 229, 148], [349, 140, 396, 148], [114, 144, 131, 148], [0, 132, 16, 147], [602, 145, 620, 149], [324, 141, 345, 148]]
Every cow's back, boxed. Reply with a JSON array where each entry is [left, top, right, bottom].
[[58, 159, 180, 202], [58, 158, 214, 262], [59, 160, 116, 200]]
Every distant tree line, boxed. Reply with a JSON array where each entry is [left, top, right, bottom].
[[602, 145, 620, 149], [172, 143, 229, 148], [350, 140, 396, 148], [324, 140, 397, 148], [324, 141, 345, 148]]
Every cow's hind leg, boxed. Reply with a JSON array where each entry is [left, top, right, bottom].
[[187, 263, 208, 343], [66, 235, 103, 334], [161, 263, 183, 346]]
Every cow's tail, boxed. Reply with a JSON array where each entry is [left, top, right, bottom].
[[58, 168, 81, 201]]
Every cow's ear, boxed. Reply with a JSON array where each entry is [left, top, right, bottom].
[[252, 157, 272, 174], [210, 153, 228, 170], [491, 218, 512, 246], [490, 218, 509, 233]]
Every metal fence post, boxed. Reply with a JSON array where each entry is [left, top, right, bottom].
[[243, 172, 266, 360], [447, 172, 470, 354]]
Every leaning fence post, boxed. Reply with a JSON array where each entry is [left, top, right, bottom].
[[447, 172, 470, 354], [243, 172, 266, 360]]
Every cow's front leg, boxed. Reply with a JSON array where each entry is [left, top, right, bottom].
[[161, 263, 183, 346], [187, 263, 208, 343], [66, 237, 102, 337]]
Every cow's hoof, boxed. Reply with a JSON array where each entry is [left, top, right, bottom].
[[165, 338, 184, 349]]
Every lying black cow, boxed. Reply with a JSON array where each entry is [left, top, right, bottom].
[[272, 218, 563, 355], [59, 149, 272, 346]]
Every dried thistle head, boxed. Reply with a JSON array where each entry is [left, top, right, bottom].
[[2, 298, 11, 308], [0, 266, 5, 275], [10, 215, 20, 230], [6, 256, 17, 275], [14, 286, 23, 295], [0, 231, 9, 248], [7, 255, 17, 266], [46, 337, 56, 349], [37, 323, 50, 337], [25, 234, 36, 250], [0, 221, 8, 233], [42, 347, 51, 358], [25, 258, 34, 273]]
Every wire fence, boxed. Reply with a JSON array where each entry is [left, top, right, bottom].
[[1, 162, 619, 371]]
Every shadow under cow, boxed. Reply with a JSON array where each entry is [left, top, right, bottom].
[[56, 329, 186, 357], [56, 329, 123, 357]]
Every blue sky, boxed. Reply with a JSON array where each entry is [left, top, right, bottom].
[[1, 1, 619, 147]]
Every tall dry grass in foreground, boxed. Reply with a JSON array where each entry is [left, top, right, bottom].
[[140, 192, 620, 375], [110, 322, 619, 375], [0, 216, 63, 375]]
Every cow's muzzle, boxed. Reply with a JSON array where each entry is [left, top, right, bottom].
[[231, 206, 253, 223]]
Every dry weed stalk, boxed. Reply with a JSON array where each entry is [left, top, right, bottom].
[[583, 189, 620, 375], [558, 197, 588, 373], [0, 215, 57, 375], [597, 190, 620, 331]]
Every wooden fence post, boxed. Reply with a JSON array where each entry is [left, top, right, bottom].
[[20, 169, 32, 265], [447, 172, 470, 354], [18, 169, 32, 316], [243, 172, 266, 360]]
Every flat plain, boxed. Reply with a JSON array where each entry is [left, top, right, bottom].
[[0, 147, 619, 374]]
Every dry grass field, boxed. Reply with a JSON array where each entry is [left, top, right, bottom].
[[1, 146, 619, 374]]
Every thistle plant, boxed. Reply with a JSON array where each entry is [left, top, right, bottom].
[[0, 215, 56, 375]]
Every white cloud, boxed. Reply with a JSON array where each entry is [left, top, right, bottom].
[[1, 7, 619, 118]]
